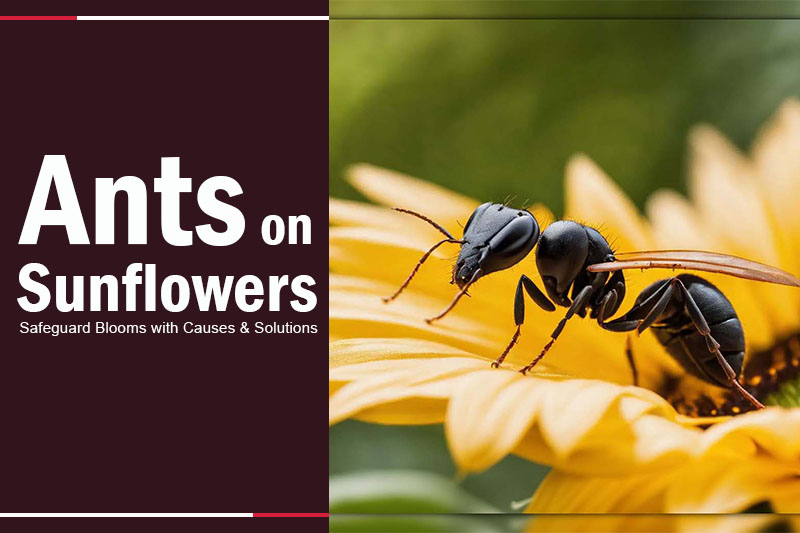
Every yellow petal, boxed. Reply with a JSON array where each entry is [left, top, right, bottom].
[[688, 125, 799, 334], [532, 454, 800, 516], [329, 357, 485, 425], [525, 515, 776, 533], [657, 408, 800, 513], [330, 225, 460, 300], [627, 413, 704, 464], [688, 125, 774, 262], [646, 189, 716, 250], [527, 469, 670, 513], [329, 197, 425, 233], [565, 154, 653, 252], [330, 285, 504, 357], [329, 333, 702, 477], [665, 456, 800, 513], [700, 407, 800, 461], [673, 516, 785, 533], [534, 396, 696, 474], [346, 164, 478, 235], [536, 380, 646, 459], [330, 337, 479, 367], [447, 372, 693, 475], [445, 370, 546, 472], [752, 98, 800, 275], [772, 486, 800, 514]]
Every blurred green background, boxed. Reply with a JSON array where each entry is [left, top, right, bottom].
[[331, 18, 800, 213], [330, 12, 800, 520]]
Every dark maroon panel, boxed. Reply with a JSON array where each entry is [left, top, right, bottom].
[[0, 18, 328, 517]]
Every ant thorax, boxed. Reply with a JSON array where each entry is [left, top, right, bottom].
[[535, 220, 615, 307]]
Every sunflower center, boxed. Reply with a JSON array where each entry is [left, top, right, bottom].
[[743, 333, 800, 408], [664, 333, 800, 416]]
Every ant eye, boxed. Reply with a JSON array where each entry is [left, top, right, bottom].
[[489, 215, 538, 257], [476, 212, 540, 275]]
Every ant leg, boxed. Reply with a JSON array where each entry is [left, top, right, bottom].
[[493, 326, 521, 369], [591, 270, 625, 320], [521, 275, 557, 312], [625, 336, 639, 387], [492, 275, 554, 368], [596, 290, 618, 326], [519, 285, 594, 375], [600, 278, 673, 333], [601, 318, 640, 332], [596, 290, 639, 386], [673, 280, 765, 410], [493, 299, 522, 370], [382, 238, 463, 303], [637, 280, 677, 334], [426, 269, 482, 324]]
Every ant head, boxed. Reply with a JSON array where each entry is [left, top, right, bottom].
[[454, 202, 540, 289], [535, 220, 591, 305]]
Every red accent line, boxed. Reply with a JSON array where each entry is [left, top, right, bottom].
[[253, 513, 329, 518], [0, 16, 76, 20]]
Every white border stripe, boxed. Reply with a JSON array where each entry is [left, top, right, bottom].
[[77, 16, 328, 21], [0, 513, 252, 517]]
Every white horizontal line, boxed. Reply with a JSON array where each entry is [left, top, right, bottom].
[[0, 513, 252, 517], [77, 16, 328, 21]]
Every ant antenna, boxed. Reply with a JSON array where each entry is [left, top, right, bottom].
[[392, 208, 455, 239], [382, 208, 464, 303], [425, 269, 482, 323], [382, 237, 464, 302]]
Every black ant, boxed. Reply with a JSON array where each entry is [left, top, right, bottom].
[[383, 203, 800, 410]]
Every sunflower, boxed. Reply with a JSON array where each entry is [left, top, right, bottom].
[[525, 514, 798, 533], [329, 99, 800, 516]]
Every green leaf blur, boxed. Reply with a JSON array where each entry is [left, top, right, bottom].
[[331, 19, 800, 213]]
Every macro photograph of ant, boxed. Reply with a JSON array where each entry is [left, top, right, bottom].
[[382, 202, 800, 412], [328, 12, 800, 521]]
